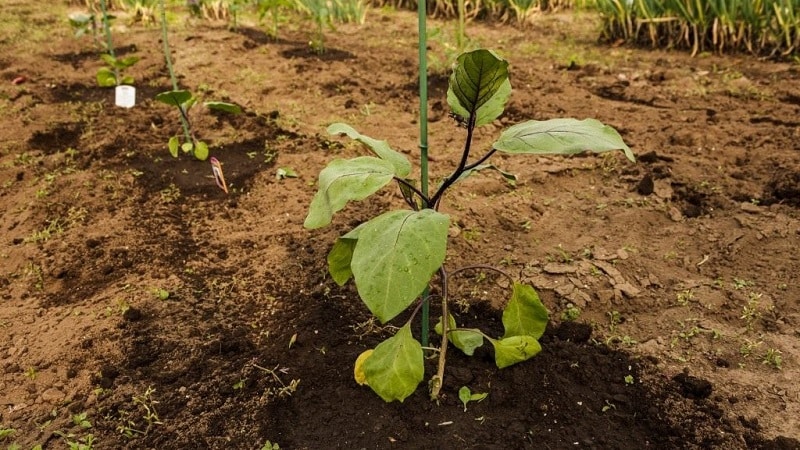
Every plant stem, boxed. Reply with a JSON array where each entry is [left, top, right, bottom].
[[394, 177, 430, 209], [418, 0, 430, 349], [430, 267, 449, 400], [159, 0, 192, 145], [463, 148, 497, 171], [98, 0, 119, 84], [430, 113, 477, 208]]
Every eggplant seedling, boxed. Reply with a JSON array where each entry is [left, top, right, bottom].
[[305, 49, 635, 402]]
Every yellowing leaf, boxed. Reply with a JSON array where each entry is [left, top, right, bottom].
[[354, 349, 374, 386]]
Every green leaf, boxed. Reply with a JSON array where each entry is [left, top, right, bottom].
[[155, 89, 193, 107], [493, 118, 635, 163], [502, 282, 549, 340], [303, 157, 395, 229], [116, 55, 140, 68], [276, 167, 298, 179], [120, 75, 134, 85], [194, 141, 209, 161], [363, 324, 424, 402], [96, 67, 117, 87], [447, 49, 510, 127], [181, 142, 194, 154], [168, 136, 179, 158], [327, 123, 411, 178], [456, 164, 517, 186], [205, 101, 242, 114], [435, 314, 484, 356], [351, 209, 449, 323], [327, 224, 363, 286], [490, 335, 542, 369], [458, 386, 488, 412], [99, 53, 117, 66]]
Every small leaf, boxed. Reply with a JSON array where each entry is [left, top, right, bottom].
[[363, 324, 424, 402], [457, 164, 517, 186], [117, 55, 140, 68], [205, 101, 242, 114], [194, 141, 209, 161], [434, 314, 484, 356], [502, 282, 549, 340], [351, 209, 449, 323], [304, 157, 395, 229], [99, 53, 117, 66], [96, 67, 117, 87], [327, 123, 411, 178], [490, 335, 542, 369], [276, 167, 298, 179], [354, 349, 373, 386], [493, 118, 635, 162], [168, 136, 179, 158], [181, 142, 194, 154], [447, 49, 510, 126], [120, 75, 134, 85], [155, 89, 193, 107], [458, 386, 488, 412], [327, 225, 362, 286]]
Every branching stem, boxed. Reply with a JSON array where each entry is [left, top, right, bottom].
[[159, 0, 192, 145], [430, 113, 477, 208]]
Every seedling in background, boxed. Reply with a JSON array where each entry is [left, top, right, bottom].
[[306, 49, 634, 402], [154, 90, 241, 161], [96, 0, 140, 87]]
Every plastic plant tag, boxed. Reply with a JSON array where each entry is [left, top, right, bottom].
[[115, 85, 136, 108], [210, 157, 228, 194]]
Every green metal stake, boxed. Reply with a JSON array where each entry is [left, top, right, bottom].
[[418, 0, 430, 348]]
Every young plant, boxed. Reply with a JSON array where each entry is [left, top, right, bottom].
[[305, 49, 635, 402], [156, 0, 241, 160], [298, 0, 335, 53], [101, 0, 139, 87]]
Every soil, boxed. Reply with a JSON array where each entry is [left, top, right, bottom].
[[1, 2, 800, 449]]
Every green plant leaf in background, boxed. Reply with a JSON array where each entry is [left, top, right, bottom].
[[96, 67, 117, 87], [447, 49, 510, 126], [194, 140, 209, 161], [168, 136, 179, 158], [502, 282, 548, 340], [363, 323, 424, 402], [304, 157, 395, 229], [490, 335, 542, 369], [350, 209, 449, 323], [205, 101, 242, 114], [155, 89, 193, 107], [435, 313, 484, 356], [327, 123, 412, 177], [493, 118, 635, 162]]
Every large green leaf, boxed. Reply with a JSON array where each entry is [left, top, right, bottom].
[[493, 118, 635, 162], [435, 314, 484, 356], [490, 335, 542, 369], [155, 90, 193, 107], [351, 209, 449, 323], [327, 123, 411, 178], [327, 224, 363, 286], [363, 324, 424, 402], [502, 282, 549, 340], [447, 49, 510, 127], [304, 157, 395, 229]]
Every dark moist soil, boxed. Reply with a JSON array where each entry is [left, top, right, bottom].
[[1, 2, 800, 449]]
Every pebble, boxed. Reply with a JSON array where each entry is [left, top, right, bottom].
[[740, 202, 761, 214], [41, 388, 66, 403]]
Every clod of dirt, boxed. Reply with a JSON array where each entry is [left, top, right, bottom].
[[673, 371, 713, 399], [637, 173, 654, 195], [554, 321, 592, 343], [122, 307, 142, 321]]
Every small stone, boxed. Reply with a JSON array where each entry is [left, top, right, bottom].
[[543, 263, 578, 274], [668, 207, 683, 222], [740, 202, 761, 214], [41, 388, 66, 403]]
